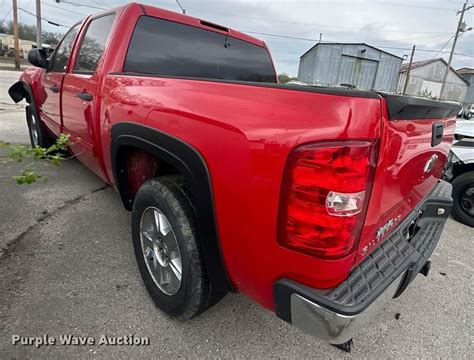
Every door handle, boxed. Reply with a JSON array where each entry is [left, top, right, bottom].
[[49, 85, 60, 93], [76, 91, 93, 102]]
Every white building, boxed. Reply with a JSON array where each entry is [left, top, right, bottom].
[[0, 33, 37, 58], [397, 58, 468, 102]]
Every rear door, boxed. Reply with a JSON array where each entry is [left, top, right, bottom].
[[61, 13, 116, 178], [41, 24, 79, 131], [356, 95, 459, 263]]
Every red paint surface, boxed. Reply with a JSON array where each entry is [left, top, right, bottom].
[[18, 3, 455, 310]]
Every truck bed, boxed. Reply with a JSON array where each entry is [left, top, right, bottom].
[[101, 73, 458, 308]]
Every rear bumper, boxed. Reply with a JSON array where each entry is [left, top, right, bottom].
[[274, 180, 453, 344]]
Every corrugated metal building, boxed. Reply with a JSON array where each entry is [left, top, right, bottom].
[[397, 58, 468, 102], [457, 68, 474, 105], [298, 42, 403, 92]]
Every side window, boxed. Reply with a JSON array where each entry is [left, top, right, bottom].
[[74, 14, 115, 73], [50, 24, 79, 72]]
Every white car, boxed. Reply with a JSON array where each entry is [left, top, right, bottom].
[[466, 104, 474, 119], [444, 123, 474, 226]]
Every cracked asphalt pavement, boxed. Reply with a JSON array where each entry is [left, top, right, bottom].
[[1, 70, 473, 358]]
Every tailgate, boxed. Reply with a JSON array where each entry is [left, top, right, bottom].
[[356, 94, 459, 264]]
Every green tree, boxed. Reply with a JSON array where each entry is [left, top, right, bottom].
[[278, 73, 298, 84], [0, 21, 63, 45], [42, 31, 62, 46], [418, 88, 438, 100]]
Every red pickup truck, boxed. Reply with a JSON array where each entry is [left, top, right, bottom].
[[9, 2, 459, 351]]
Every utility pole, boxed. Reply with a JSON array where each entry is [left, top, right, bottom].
[[402, 45, 416, 95], [440, 1, 473, 100], [12, 0, 20, 70], [319, 33, 322, 43], [35, 0, 42, 48]]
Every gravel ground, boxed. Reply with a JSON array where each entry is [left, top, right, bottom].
[[0, 69, 473, 359]]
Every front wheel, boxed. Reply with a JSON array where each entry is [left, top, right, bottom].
[[451, 172, 474, 227], [131, 175, 221, 320], [25, 105, 54, 148]]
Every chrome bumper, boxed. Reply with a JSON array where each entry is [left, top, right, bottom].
[[290, 274, 403, 344], [274, 180, 452, 344]]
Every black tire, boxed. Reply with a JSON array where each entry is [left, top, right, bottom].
[[451, 171, 474, 227], [132, 175, 222, 320], [26, 105, 54, 148]]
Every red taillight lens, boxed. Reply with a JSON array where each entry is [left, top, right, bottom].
[[278, 141, 377, 259]]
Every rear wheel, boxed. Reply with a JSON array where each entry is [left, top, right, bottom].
[[131, 175, 223, 319], [451, 171, 474, 227], [26, 105, 54, 148]]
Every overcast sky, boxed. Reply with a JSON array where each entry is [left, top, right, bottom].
[[1, 0, 473, 75]]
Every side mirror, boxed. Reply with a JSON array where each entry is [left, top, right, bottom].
[[28, 48, 49, 69]]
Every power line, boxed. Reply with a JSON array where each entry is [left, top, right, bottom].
[[59, 1, 106, 11], [175, 0, 186, 14], [440, 1, 474, 99], [241, 31, 316, 42], [18, 7, 70, 27], [373, 1, 456, 11], [191, 0, 459, 10], [88, 0, 108, 8], [42, 2, 89, 17], [1, 6, 12, 23], [384, 34, 455, 42], [242, 30, 474, 58], [198, 0, 459, 11], [431, 35, 455, 59], [186, 6, 451, 34], [2, 0, 32, 24]]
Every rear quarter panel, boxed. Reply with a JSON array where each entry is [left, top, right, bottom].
[[101, 75, 383, 309]]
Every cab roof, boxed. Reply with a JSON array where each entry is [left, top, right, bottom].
[[138, 3, 266, 48]]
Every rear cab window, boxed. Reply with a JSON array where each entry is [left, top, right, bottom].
[[124, 16, 277, 83]]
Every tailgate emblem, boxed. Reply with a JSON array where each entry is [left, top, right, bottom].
[[424, 154, 439, 173], [362, 215, 402, 256]]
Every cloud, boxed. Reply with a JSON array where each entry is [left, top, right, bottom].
[[1, 0, 472, 74]]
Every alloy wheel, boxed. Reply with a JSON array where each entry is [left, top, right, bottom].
[[139, 206, 182, 295], [30, 112, 39, 147]]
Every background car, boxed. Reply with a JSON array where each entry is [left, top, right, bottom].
[[444, 122, 474, 226]]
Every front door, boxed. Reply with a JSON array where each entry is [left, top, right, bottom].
[[41, 24, 80, 132], [61, 14, 116, 179]]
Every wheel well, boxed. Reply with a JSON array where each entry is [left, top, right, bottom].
[[117, 146, 182, 202], [110, 122, 234, 293]]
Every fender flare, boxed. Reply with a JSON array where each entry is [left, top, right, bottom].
[[9, 80, 34, 104], [110, 122, 234, 292]]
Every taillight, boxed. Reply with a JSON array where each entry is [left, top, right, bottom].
[[278, 141, 377, 259]]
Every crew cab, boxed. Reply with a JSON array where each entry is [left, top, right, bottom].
[[8, 3, 460, 351]]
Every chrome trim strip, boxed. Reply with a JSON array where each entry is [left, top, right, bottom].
[[290, 274, 404, 344]]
